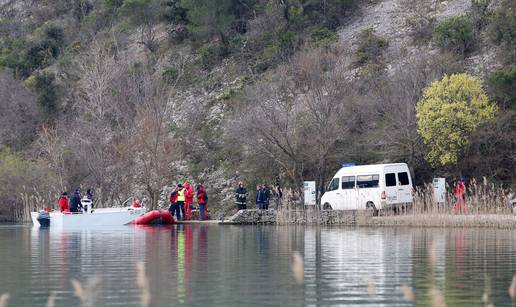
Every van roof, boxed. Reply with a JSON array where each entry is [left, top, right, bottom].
[[334, 163, 409, 177]]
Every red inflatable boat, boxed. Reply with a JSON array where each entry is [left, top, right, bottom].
[[132, 210, 175, 225]]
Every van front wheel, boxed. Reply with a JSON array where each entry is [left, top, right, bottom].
[[323, 203, 332, 210]]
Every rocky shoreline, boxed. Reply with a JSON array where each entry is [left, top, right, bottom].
[[221, 209, 516, 228]]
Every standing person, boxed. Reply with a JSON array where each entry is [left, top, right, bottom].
[[235, 182, 248, 210], [169, 187, 180, 220], [176, 184, 186, 220], [184, 182, 194, 220], [197, 185, 208, 220], [85, 188, 94, 206], [69, 189, 82, 213], [263, 184, 271, 210], [275, 184, 283, 209], [453, 177, 467, 214], [86, 189, 93, 201], [58, 192, 69, 213], [256, 184, 264, 209]]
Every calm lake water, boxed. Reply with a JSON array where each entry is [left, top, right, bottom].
[[0, 224, 515, 306]]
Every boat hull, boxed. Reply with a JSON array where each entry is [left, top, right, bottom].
[[31, 207, 145, 228], [133, 210, 174, 225]]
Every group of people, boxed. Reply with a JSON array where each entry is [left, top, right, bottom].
[[58, 188, 94, 213], [234, 182, 283, 210], [169, 182, 208, 221]]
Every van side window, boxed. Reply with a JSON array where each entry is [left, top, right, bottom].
[[385, 173, 396, 187], [357, 175, 379, 188], [341, 176, 355, 189], [327, 178, 340, 191], [398, 172, 410, 185]]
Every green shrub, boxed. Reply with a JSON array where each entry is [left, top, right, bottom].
[[0, 37, 29, 76], [162, 67, 179, 84], [470, 0, 491, 32], [104, 0, 124, 9], [0, 25, 65, 77], [311, 28, 338, 47], [0, 148, 57, 222], [198, 44, 227, 69], [416, 73, 498, 167], [489, 0, 516, 61], [433, 16, 474, 55], [353, 28, 388, 65], [488, 66, 516, 109], [25, 72, 60, 123], [161, 0, 188, 23]]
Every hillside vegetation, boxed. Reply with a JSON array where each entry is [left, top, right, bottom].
[[0, 0, 514, 220]]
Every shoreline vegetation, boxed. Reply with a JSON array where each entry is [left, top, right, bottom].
[[223, 179, 515, 228]]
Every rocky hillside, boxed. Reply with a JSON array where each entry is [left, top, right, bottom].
[[0, 0, 514, 220]]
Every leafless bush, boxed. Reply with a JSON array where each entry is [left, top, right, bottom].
[[0, 73, 39, 150], [71, 276, 101, 307], [398, 0, 437, 42]]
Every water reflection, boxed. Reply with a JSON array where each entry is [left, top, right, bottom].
[[0, 225, 513, 306]]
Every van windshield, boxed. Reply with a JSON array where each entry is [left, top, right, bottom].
[[357, 175, 379, 188], [327, 178, 339, 191]]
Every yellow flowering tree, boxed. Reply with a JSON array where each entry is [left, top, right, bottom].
[[416, 73, 498, 167]]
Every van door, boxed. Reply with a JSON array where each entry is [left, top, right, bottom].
[[384, 171, 399, 206], [340, 175, 356, 210], [356, 174, 380, 209], [396, 171, 413, 203]]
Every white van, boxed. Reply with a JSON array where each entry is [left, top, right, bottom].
[[321, 163, 413, 213]]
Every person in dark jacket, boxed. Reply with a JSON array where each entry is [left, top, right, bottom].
[[169, 186, 181, 221], [275, 184, 283, 209], [86, 189, 94, 201], [256, 184, 264, 209], [263, 184, 271, 210], [235, 182, 248, 210], [69, 189, 82, 213]]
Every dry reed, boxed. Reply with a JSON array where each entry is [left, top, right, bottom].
[[367, 277, 376, 296], [509, 276, 516, 301], [401, 285, 415, 302], [45, 291, 56, 307], [71, 276, 101, 307], [0, 294, 9, 307], [413, 179, 512, 215], [291, 251, 304, 285], [136, 262, 151, 307], [429, 287, 445, 307]]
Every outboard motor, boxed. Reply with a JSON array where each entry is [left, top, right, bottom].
[[81, 197, 93, 213], [37, 210, 50, 227]]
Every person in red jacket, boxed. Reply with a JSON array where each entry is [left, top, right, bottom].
[[58, 192, 69, 213], [453, 178, 467, 214], [196, 185, 208, 221], [184, 182, 194, 220]]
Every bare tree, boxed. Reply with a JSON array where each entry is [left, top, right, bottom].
[[293, 49, 359, 201], [128, 67, 179, 210], [234, 66, 306, 196], [0, 73, 39, 150], [371, 51, 462, 179]]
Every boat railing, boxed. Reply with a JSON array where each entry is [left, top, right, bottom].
[[122, 197, 134, 207]]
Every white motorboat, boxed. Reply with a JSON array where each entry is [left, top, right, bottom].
[[31, 198, 146, 228]]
